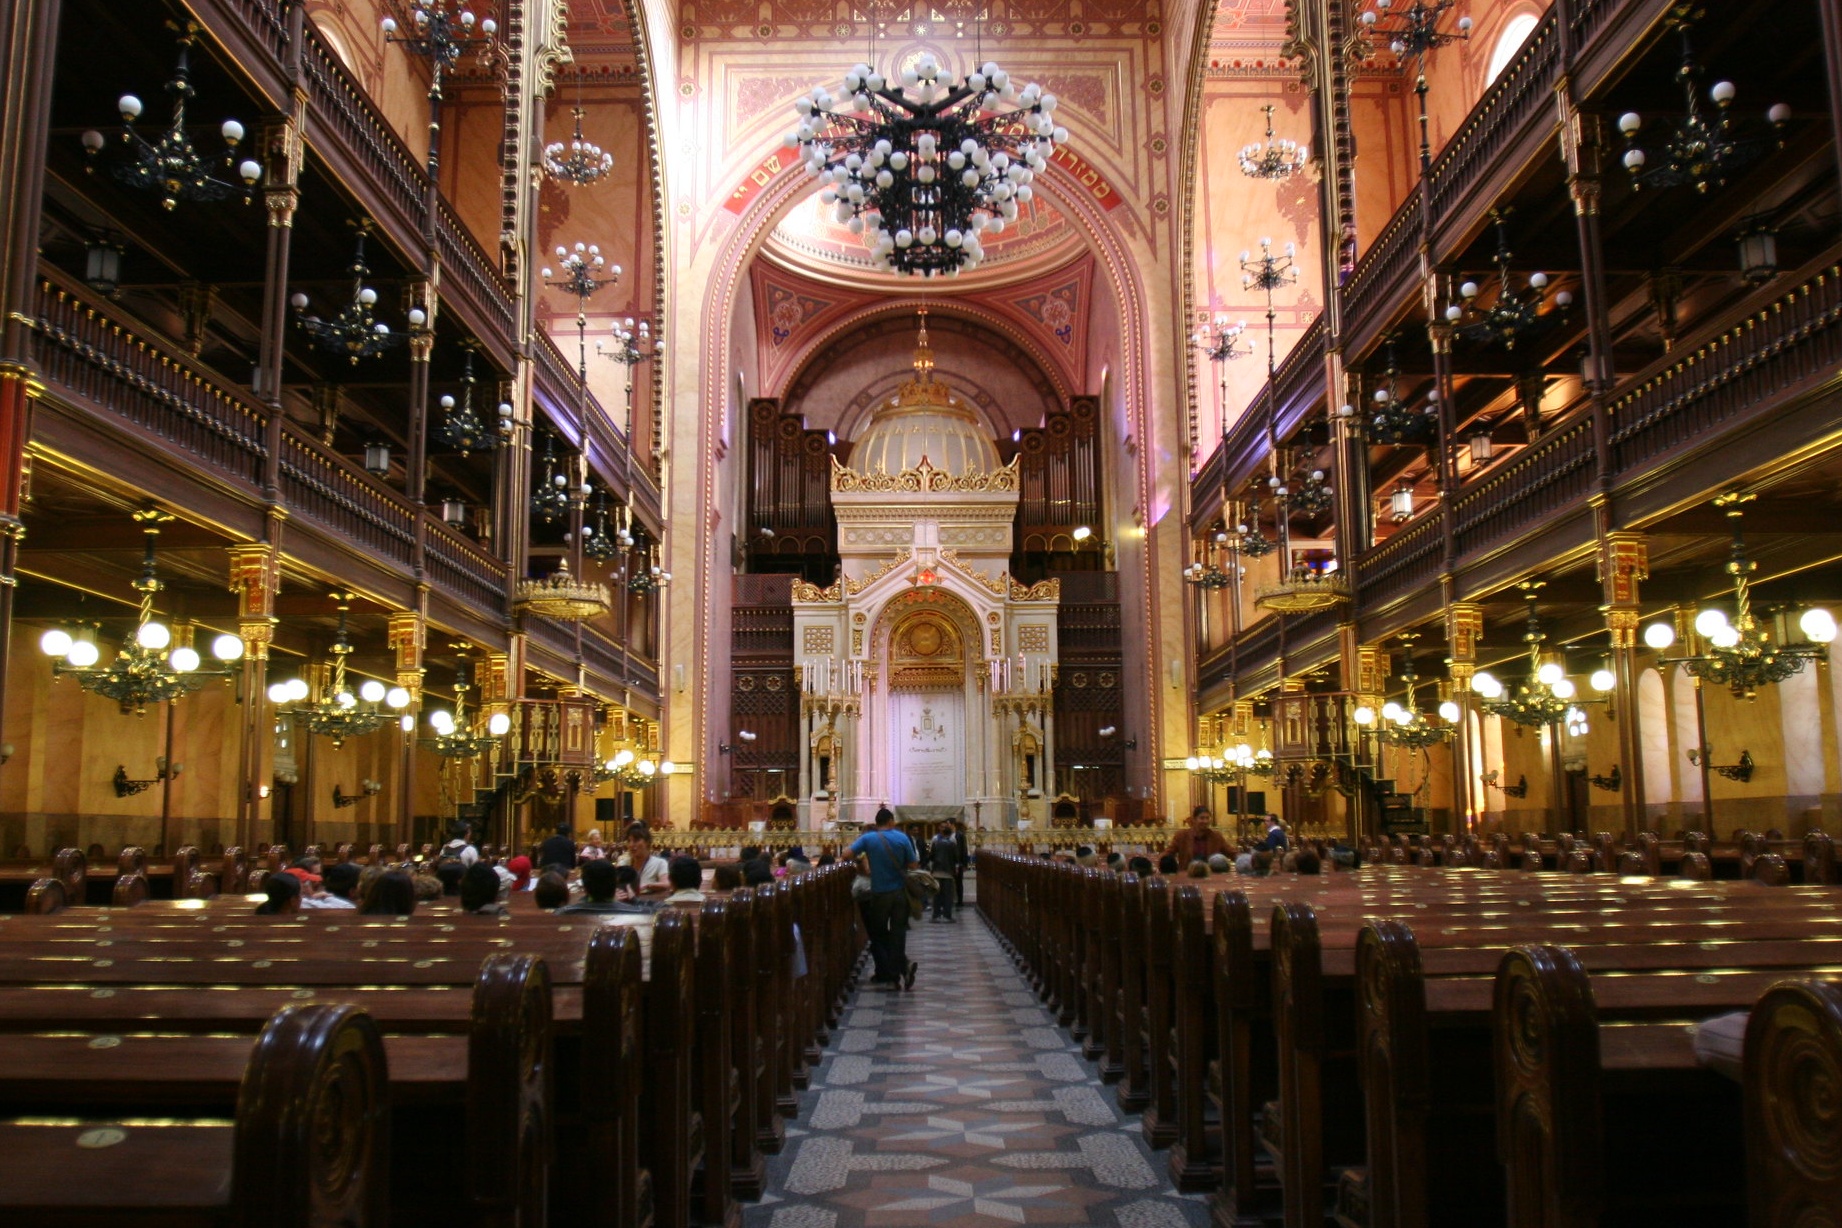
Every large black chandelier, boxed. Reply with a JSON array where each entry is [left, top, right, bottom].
[[435, 347, 511, 456], [530, 432, 575, 526], [291, 223, 418, 363], [1285, 465, 1335, 517], [1444, 212, 1572, 352], [1236, 495, 1277, 558], [1642, 495, 1834, 699], [627, 542, 671, 595], [542, 242, 619, 381], [272, 596, 407, 747], [1618, 12, 1789, 195], [1184, 525, 1239, 590], [1340, 337, 1437, 444], [791, 51, 1067, 277], [581, 489, 623, 562], [380, 2, 496, 176], [1360, 0, 1472, 169], [39, 509, 244, 715], [81, 22, 262, 212], [1239, 104, 1308, 180], [544, 106, 614, 187]]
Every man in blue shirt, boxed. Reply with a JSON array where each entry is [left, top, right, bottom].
[[851, 807, 919, 990], [1260, 814, 1289, 853]]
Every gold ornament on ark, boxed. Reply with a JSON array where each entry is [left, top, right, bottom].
[[791, 578, 845, 603], [831, 454, 1020, 494], [1254, 568, 1353, 613]]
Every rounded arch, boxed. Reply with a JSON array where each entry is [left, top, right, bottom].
[[776, 299, 1075, 407], [865, 586, 989, 672], [689, 140, 1160, 795], [1480, 5, 1545, 88]]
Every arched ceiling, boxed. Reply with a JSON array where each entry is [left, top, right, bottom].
[[762, 187, 1087, 286]]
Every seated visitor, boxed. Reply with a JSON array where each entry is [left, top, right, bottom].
[[1260, 814, 1289, 852], [501, 854, 533, 892], [625, 824, 671, 894], [1187, 860, 1210, 878], [1128, 855, 1154, 876], [1207, 852, 1233, 874], [711, 863, 744, 893], [1163, 806, 1232, 865], [742, 858, 774, 888], [1074, 845, 1097, 868], [816, 852, 836, 867], [537, 823, 577, 873], [302, 860, 360, 910], [1106, 852, 1126, 871], [1251, 850, 1273, 876], [437, 823, 480, 869], [361, 869, 418, 916], [1157, 853, 1179, 876], [578, 829, 608, 860], [559, 858, 651, 915], [254, 872, 300, 915], [1295, 849, 1322, 875], [662, 855, 705, 908], [436, 859, 467, 897], [533, 871, 571, 911], [460, 862, 507, 915]]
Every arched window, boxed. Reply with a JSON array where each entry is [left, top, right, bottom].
[[1486, 13, 1541, 85]]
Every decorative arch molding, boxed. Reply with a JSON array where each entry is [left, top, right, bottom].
[[690, 141, 1162, 802], [866, 586, 990, 678], [780, 304, 1070, 411]]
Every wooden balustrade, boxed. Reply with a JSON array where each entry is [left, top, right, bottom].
[[1452, 413, 1596, 558], [1272, 315, 1328, 423], [434, 200, 515, 343], [425, 520, 508, 612], [1355, 512, 1443, 610], [298, 31, 425, 230], [1608, 258, 1842, 476], [1425, 12, 1561, 230], [28, 278, 267, 485], [1342, 195, 1423, 346], [277, 427, 417, 566]]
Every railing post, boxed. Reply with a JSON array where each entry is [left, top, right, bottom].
[[1598, 533, 1648, 839]]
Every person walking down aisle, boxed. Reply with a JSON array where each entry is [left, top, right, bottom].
[[853, 807, 919, 990], [742, 892, 1211, 1227], [929, 821, 963, 922]]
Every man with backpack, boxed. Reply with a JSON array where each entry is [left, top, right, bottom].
[[435, 823, 479, 874], [851, 807, 919, 990], [929, 821, 963, 923]]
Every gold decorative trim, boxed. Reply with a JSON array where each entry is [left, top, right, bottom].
[[1008, 577, 1062, 601], [831, 454, 1021, 494], [937, 548, 1006, 597], [842, 549, 912, 596], [791, 578, 844, 603], [1254, 571, 1353, 613]]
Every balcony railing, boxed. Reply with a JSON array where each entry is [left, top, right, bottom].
[[435, 200, 515, 344], [277, 425, 416, 566], [1343, 193, 1423, 342], [28, 277, 267, 486], [1452, 412, 1596, 559], [425, 520, 508, 613], [1609, 256, 1842, 477], [298, 28, 424, 230], [1356, 511, 1444, 611], [1425, 11, 1561, 231]]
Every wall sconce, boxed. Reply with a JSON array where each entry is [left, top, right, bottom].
[[1481, 769, 1528, 798], [363, 441, 391, 477], [0, 743, 13, 765], [84, 235, 125, 297], [719, 730, 757, 755], [441, 498, 467, 527], [1737, 222, 1778, 285], [1589, 765, 1623, 792], [332, 779, 384, 808], [1688, 746, 1755, 783], [1389, 483, 1414, 522], [114, 758, 181, 797], [273, 768, 300, 787]]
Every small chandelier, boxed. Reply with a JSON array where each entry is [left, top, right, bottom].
[[791, 52, 1067, 277], [530, 433, 574, 526], [381, 2, 496, 176], [1192, 316, 1252, 365], [1340, 337, 1438, 444], [1355, 639, 1457, 748], [1185, 741, 1273, 782], [1360, 0, 1472, 169], [1184, 526, 1239, 589], [1283, 466, 1334, 517], [435, 347, 511, 456], [596, 747, 679, 790], [1473, 585, 1594, 728], [291, 223, 418, 364], [1236, 495, 1276, 558], [515, 559, 612, 621], [1618, 13, 1789, 195], [543, 242, 620, 381], [39, 509, 244, 714], [596, 316, 664, 439], [420, 663, 510, 760], [80, 22, 261, 212], [627, 544, 671, 595], [1239, 104, 1307, 180], [544, 106, 613, 187], [1641, 494, 1834, 699], [273, 595, 407, 747], [1444, 211, 1572, 351], [581, 490, 623, 562]]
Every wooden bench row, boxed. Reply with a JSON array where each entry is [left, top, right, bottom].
[[0, 864, 862, 1226], [978, 851, 1842, 1228]]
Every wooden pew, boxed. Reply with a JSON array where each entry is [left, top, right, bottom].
[[0, 1001, 389, 1226], [1744, 978, 1842, 1226]]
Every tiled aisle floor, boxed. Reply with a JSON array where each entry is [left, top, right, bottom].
[[747, 893, 1212, 1227]]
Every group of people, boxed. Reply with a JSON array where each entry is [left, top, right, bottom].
[[849, 808, 967, 992]]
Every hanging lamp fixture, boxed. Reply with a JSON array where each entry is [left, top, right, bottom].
[[1444, 211, 1572, 351], [789, 48, 1067, 277], [291, 222, 420, 363], [1239, 104, 1308, 180], [80, 21, 261, 211], [434, 346, 512, 456], [544, 105, 614, 187]]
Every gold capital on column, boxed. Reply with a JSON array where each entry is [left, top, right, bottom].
[[1445, 601, 1484, 664], [1597, 532, 1648, 608], [226, 545, 280, 659]]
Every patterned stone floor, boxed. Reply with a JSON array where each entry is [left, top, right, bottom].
[[746, 889, 1211, 1228]]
